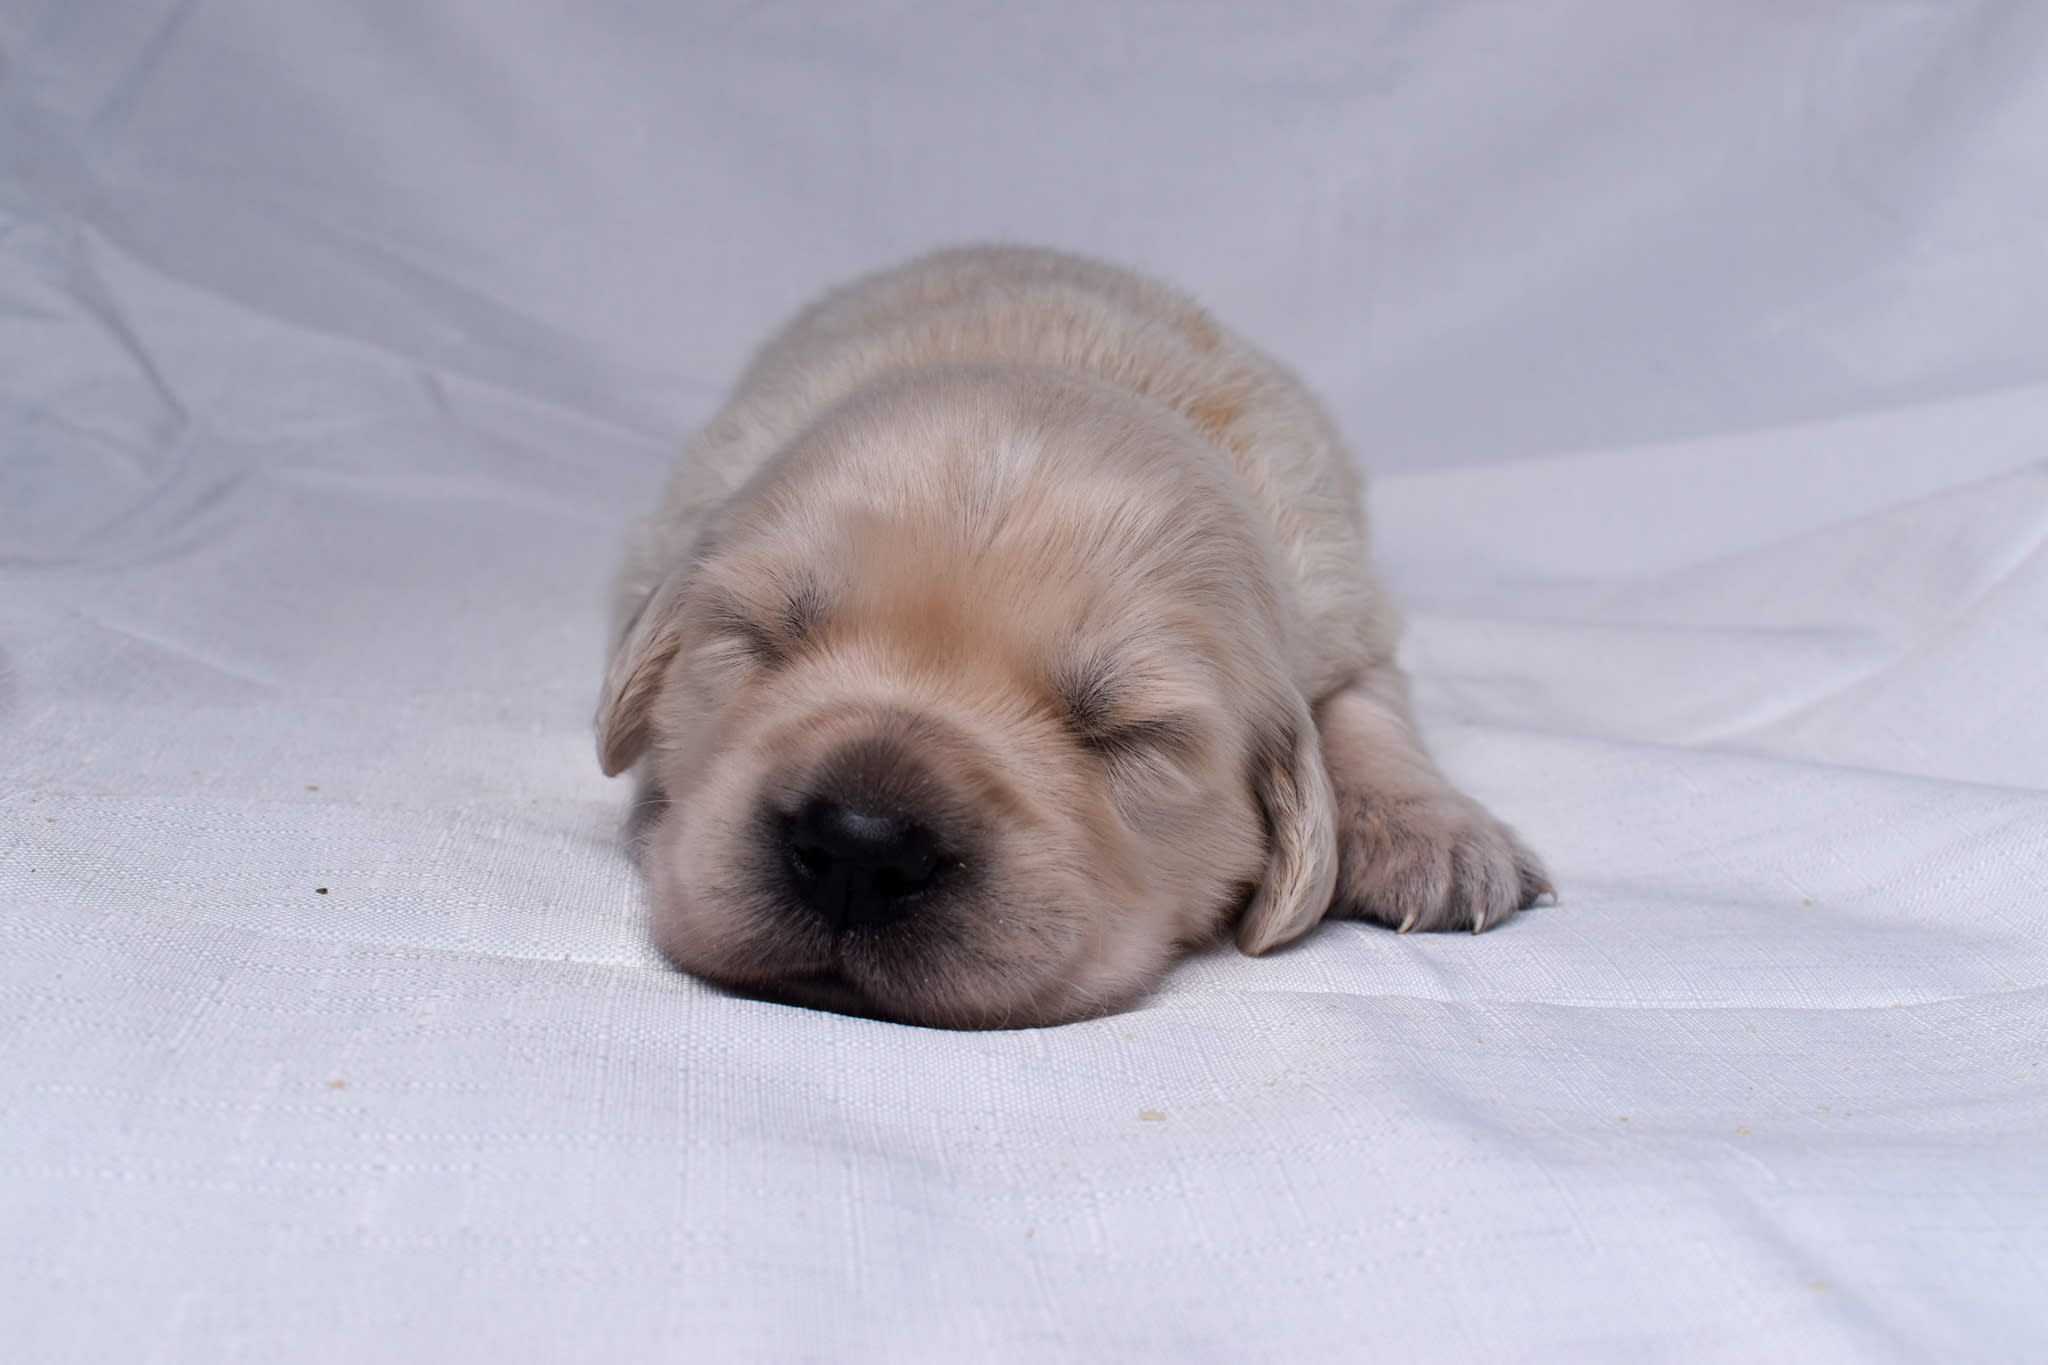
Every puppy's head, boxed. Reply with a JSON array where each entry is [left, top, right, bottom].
[[598, 368, 1335, 1028]]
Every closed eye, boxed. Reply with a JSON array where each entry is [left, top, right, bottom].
[[1055, 658, 1201, 759], [1075, 713, 1201, 762], [705, 581, 828, 668], [707, 599, 783, 665]]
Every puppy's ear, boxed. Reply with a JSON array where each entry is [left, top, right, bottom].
[[1235, 702, 1339, 955], [595, 571, 690, 777]]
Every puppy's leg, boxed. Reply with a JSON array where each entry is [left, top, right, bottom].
[[1317, 668, 1550, 933]]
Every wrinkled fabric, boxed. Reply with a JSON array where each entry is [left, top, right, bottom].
[[2, 4, 2044, 1361]]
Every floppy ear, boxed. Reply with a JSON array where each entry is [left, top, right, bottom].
[[595, 570, 691, 777], [1235, 701, 1340, 955]]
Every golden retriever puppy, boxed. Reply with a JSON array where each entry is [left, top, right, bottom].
[[598, 246, 1549, 1028]]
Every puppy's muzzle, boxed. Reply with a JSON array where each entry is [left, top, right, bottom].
[[782, 798, 946, 931], [761, 722, 979, 939]]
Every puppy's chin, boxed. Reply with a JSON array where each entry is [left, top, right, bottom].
[[639, 814, 1166, 1030], [722, 964, 1122, 1032], [736, 967, 883, 1023], [648, 893, 1151, 1031]]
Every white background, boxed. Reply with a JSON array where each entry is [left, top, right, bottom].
[[3, 3, 2045, 1360]]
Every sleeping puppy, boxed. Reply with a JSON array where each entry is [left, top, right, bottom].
[[598, 246, 1549, 1029]]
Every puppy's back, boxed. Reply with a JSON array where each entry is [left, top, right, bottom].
[[623, 247, 1388, 696]]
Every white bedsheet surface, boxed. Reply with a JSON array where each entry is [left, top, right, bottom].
[[3, 4, 2045, 1360]]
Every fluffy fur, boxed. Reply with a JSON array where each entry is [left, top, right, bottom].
[[598, 246, 1548, 1028]]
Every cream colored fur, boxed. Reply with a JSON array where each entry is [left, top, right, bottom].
[[599, 246, 1548, 1028]]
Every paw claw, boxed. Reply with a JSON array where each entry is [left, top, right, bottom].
[[1519, 860, 1557, 908], [1330, 790, 1549, 936]]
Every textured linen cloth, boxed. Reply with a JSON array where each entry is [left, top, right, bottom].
[[2, 4, 2045, 1361]]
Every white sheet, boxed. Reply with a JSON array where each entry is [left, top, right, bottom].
[[3, 4, 2045, 1360]]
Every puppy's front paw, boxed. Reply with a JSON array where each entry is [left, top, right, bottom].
[[1331, 791, 1551, 934]]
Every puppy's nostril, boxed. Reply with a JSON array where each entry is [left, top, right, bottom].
[[784, 798, 944, 931]]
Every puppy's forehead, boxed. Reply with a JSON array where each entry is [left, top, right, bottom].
[[746, 371, 1247, 552], [835, 528, 1085, 662], [701, 375, 1286, 682]]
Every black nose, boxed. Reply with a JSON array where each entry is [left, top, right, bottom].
[[784, 798, 945, 931]]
